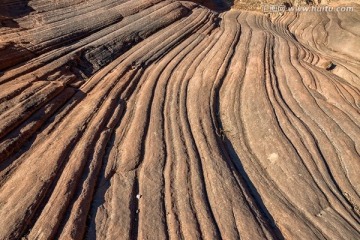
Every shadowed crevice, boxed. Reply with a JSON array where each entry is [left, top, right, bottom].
[[222, 135, 285, 240], [0, 0, 34, 21]]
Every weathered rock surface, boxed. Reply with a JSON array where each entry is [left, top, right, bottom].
[[0, 0, 359, 239]]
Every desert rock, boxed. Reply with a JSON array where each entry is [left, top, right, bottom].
[[0, 0, 359, 239]]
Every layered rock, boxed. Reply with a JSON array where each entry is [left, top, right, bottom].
[[0, 0, 359, 239]]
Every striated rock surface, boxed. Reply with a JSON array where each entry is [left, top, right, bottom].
[[0, 0, 359, 239]]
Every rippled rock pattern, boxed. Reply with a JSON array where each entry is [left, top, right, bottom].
[[0, 0, 359, 239]]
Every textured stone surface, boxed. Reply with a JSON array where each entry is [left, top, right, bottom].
[[0, 0, 359, 239]]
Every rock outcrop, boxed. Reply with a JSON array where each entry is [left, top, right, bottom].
[[0, 0, 359, 239]]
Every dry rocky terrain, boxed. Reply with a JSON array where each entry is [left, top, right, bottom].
[[0, 0, 359, 239]]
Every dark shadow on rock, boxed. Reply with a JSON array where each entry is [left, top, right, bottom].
[[0, 0, 34, 21], [188, 0, 232, 11], [0, 42, 37, 71], [85, 98, 128, 239], [214, 85, 284, 239], [73, 33, 145, 78], [6, 88, 88, 239], [0, 19, 19, 28], [222, 135, 285, 240], [0, 87, 79, 170], [326, 62, 336, 71]]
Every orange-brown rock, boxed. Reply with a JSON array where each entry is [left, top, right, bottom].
[[0, 0, 359, 239]]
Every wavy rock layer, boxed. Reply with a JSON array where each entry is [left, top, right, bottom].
[[0, 0, 359, 239]]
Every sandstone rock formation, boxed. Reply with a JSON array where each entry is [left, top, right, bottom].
[[0, 0, 359, 239]]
